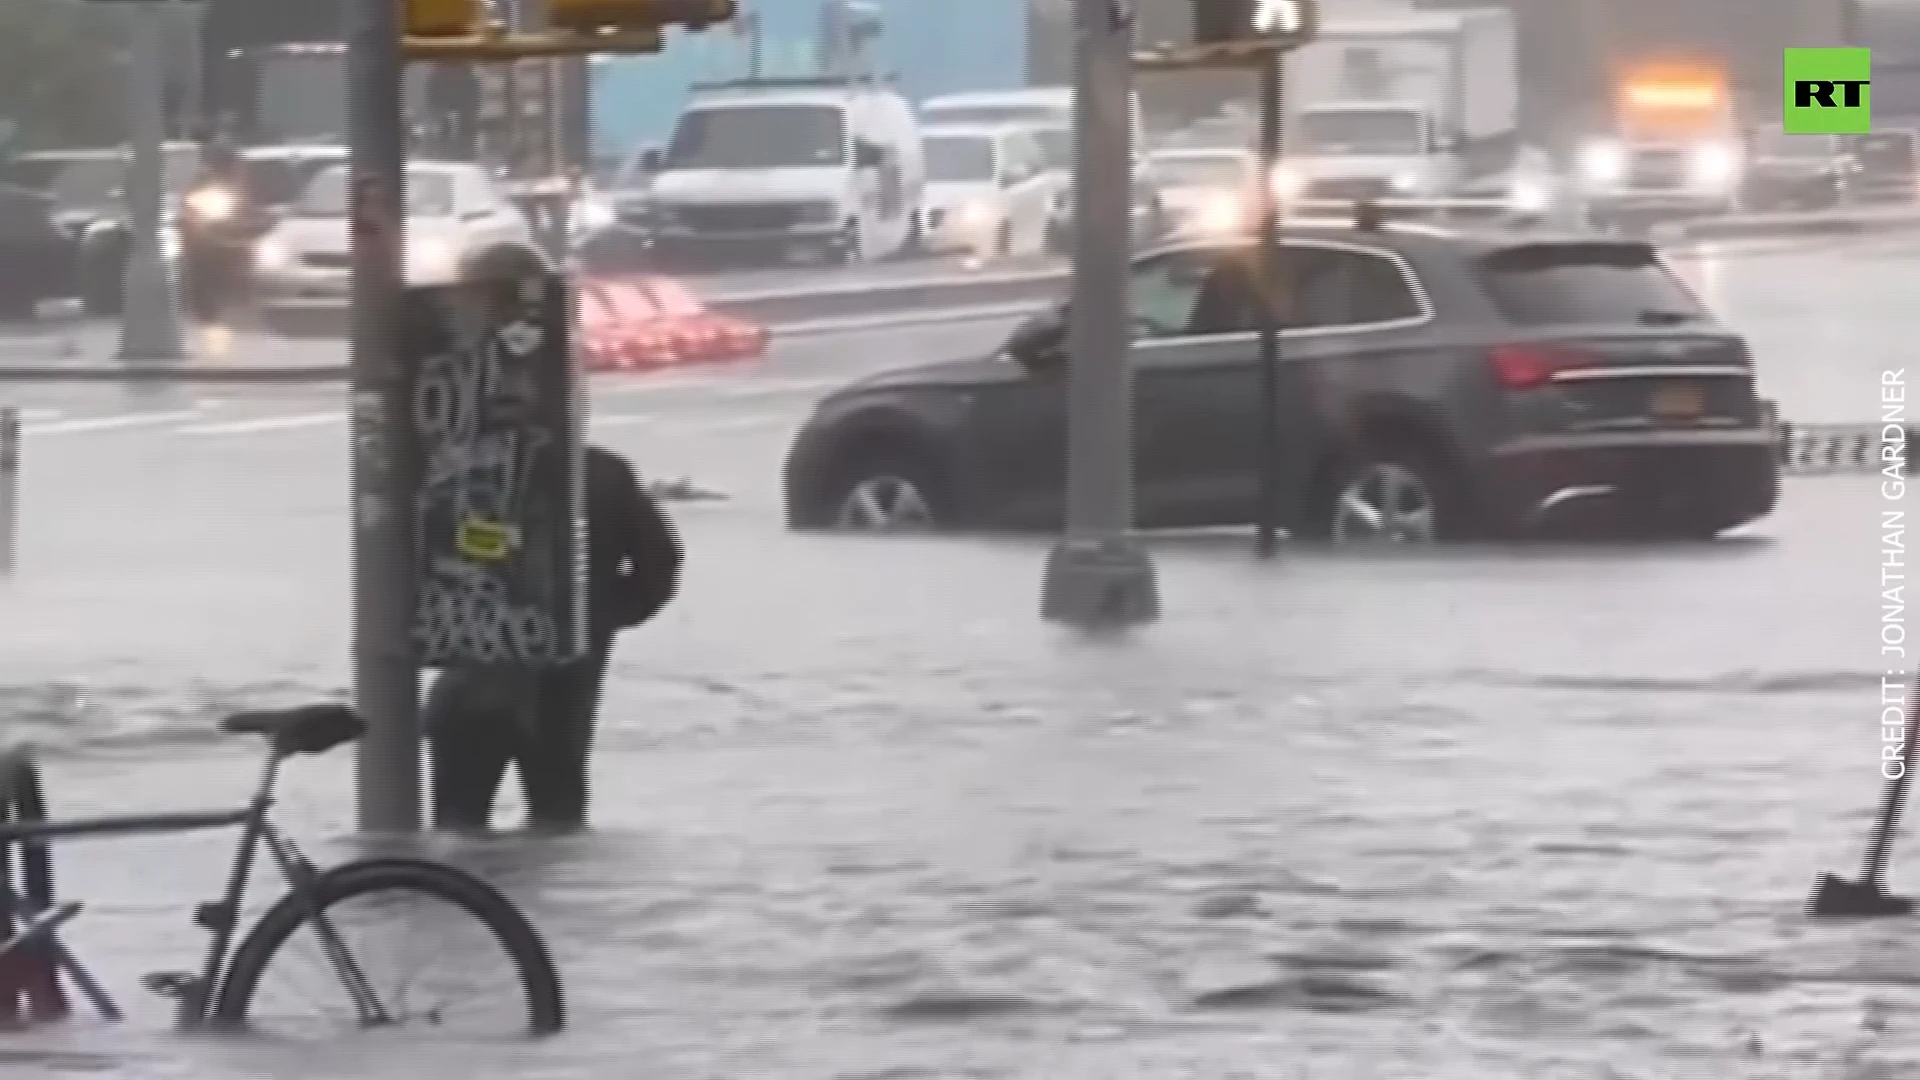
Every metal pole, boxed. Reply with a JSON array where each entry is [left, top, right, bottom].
[[118, 5, 187, 363], [0, 408, 17, 578], [1040, 0, 1159, 629], [1253, 51, 1282, 558], [348, 0, 422, 832]]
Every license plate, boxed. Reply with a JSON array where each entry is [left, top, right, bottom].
[[1650, 384, 1705, 418]]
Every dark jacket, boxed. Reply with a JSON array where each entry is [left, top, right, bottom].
[[587, 445, 681, 643]]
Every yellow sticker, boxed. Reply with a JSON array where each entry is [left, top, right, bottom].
[[456, 517, 516, 561]]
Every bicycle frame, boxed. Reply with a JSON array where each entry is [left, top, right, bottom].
[[0, 747, 367, 1028]]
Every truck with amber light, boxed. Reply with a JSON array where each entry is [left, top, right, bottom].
[[1575, 61, 1745, 227]]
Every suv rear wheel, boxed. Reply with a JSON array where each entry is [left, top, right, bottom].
[[1315, 445, 1469, 545]]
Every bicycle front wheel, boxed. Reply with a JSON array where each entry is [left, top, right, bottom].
[[211, 857, 563, 1039]]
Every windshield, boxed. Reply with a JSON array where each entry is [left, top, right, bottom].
[[1752, 130, 1828, 159], [665, 105, 846, 170], [295, 166, 457, 218], [240, 157, 343, 206], [1153, 154, 1249, 189], [924, 137, 996, 183], [1295, 109, 1425, 155], [923, 104, 1064, 128]]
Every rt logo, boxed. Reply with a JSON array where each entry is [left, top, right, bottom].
[[1784, 47, 1871, 133]]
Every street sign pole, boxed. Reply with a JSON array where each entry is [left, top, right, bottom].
[[349, 0, 423, 833], [1040, 0, 1161, 630], [117, 4, 186, 362], [1253, 50, 1282, 558]]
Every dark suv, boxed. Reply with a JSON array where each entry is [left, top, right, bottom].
[[782, 224, 1780, 542]]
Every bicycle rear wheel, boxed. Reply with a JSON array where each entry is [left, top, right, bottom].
[[210, 857, 563, 1039]]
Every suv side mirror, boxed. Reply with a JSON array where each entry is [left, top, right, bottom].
[[855, 142, 884, 169], [1005, 308, 1065, 369], [639, 147, 664, 173]]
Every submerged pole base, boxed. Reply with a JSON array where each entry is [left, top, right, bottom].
[[1809, 873, 1915, 918], [1041, 536, 1160, 629]]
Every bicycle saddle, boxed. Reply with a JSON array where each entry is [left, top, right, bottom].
[[221, 704, 367, 756]]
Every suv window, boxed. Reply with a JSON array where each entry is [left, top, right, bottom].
[[1127, 249, 1217, 338], [1282, 245, 1424, 328], [1477, 242, 1704, 326]]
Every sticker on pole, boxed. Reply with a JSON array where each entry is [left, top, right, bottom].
[[455, 516, 517, 561]]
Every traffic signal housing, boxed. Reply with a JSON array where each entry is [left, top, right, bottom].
[[405, 0, 488, 39], [402, 0, 736, 58]]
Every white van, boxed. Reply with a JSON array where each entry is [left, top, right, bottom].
[[643, 78, 924, 265], [918, 123, 1055, 259]]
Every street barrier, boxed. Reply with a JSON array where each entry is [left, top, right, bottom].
[[578, 276, 768, 373], [1778, 421, 1916, 476]]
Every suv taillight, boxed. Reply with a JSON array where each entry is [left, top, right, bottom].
[[1488, 344, 1594, 391]]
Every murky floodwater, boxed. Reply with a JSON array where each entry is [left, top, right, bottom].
[[0, 234, 1916, 1076]]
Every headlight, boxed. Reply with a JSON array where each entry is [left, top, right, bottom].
[[410, 238, 456, 277], [1269, 165, 1304, 202], [569, 198, 614, 235], [253, 238, 289, 271], [1578, 142, 1626, 184], [185, 185, 236, 222], [1687, 143, 1739, 189], [1390, 172, 1422, 193], [958, 201, 997, 228], [1195, 195, 1243, 233], [1508, 178, 1550, 213]]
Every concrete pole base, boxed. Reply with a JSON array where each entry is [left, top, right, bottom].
[[116, 252, 186, 362], [1041, 536, 1160, 629]]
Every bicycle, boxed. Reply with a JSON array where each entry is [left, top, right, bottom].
[[0, 703, 564, 1038]]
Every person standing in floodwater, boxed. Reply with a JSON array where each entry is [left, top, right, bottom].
[[429, 445, 682, 832]]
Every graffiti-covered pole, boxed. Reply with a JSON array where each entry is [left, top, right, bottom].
[[348, 0, 423, 832]]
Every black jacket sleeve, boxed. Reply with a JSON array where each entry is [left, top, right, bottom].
[[588, 447, 682, 633]]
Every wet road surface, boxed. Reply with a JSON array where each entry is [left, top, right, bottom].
[[0, 230, 1915, 1077]]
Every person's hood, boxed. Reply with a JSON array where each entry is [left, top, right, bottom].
[[650, 167, 851, 204]]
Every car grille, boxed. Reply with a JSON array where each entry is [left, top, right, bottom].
[[300, 251, 351, 270], [1627, 150, 1688, 189], [1305, 178, 1393, 201], [672, 203, 805, 232]]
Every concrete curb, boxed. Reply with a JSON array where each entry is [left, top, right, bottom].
[[0, 303, 1046, 384], [0, 363, 346, 383]]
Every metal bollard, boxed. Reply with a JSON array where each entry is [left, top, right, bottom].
[[0, 408, 16, 577]]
